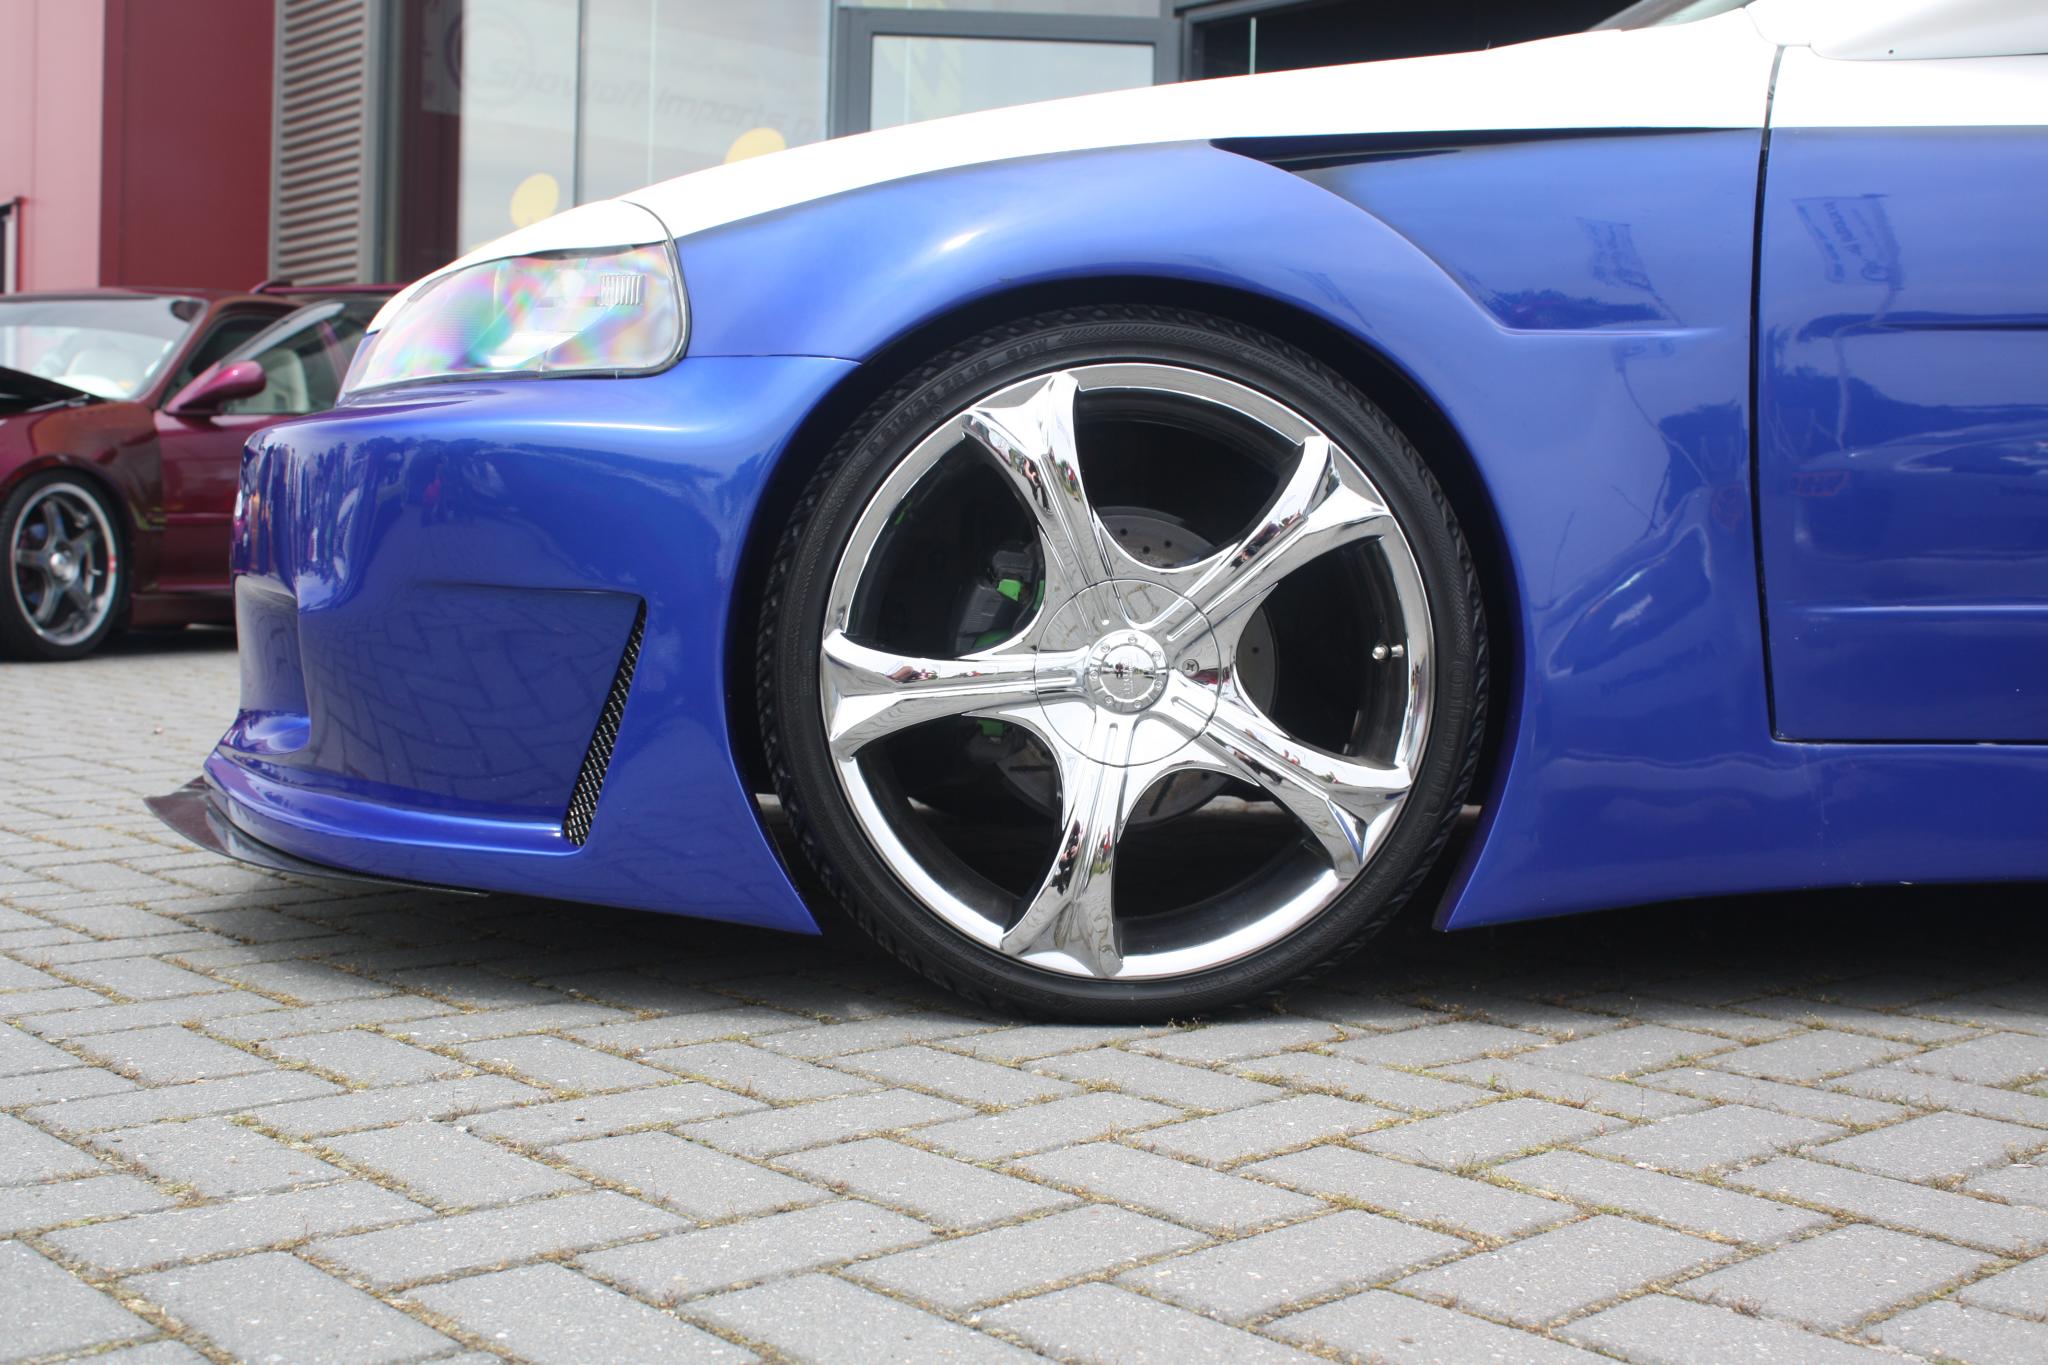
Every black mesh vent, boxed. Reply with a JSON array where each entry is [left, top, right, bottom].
[[563, 604, 645, 846]]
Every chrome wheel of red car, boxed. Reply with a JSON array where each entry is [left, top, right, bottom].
[[3, 476, 125, 660], [763, 307, 1487, 1018]]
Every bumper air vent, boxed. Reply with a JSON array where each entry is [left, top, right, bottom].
[[563, 603, 645, 846]]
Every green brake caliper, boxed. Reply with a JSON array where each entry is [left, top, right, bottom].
[[971, 572, 1042, 738]]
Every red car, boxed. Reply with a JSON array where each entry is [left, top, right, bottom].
[[1, 285, 394, 660]]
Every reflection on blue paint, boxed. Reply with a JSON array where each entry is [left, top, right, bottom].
[[210, 360, 854, 932], [1760, 129, 2048, 741]]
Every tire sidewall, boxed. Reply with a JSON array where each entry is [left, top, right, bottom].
[[767, 308, 1483, 1018], [0, 471, 130, 662]]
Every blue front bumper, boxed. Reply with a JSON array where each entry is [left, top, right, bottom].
[[199, 356, 856, 935]]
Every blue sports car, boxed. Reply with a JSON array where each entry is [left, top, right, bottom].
[[153, 0, 2048, 1016]]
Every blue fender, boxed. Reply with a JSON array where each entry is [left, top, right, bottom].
[[682, 133, 2048, 927], [680, 135, 1799, 928]]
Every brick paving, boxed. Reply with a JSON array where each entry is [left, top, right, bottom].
[[4, 631, 2048, 1363]]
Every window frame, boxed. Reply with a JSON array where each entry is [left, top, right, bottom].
[[1172, 0, 1357, 78], [831, 6, 1180, 137], [0, 198, 19, 295]]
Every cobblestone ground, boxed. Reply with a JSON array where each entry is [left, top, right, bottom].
[[6, 630, 2048, 1364]]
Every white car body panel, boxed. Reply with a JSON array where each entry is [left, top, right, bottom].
[[1773, 45, 2048, 126], [624, 10, 1774, 244], [1749, 0, 2048, 60]]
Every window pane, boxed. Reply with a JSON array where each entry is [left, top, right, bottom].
[[870, 36, 1153, 130], [457, 0, 579, 252], [579, 0, 826, 203], [219, 303, 374, 416], [172, 317, 273, 393], [844, 0, 1160, 14]]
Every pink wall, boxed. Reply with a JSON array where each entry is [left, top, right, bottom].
[[0, 0, 109, 291], [0, 0, 273, 293]]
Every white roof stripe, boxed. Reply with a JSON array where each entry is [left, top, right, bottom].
[[626, 12, 1775, 243], [374, 11, 1774, 326]]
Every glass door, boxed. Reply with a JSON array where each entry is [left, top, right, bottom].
[[833, 8, 1178, 136]]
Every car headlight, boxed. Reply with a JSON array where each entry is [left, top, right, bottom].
[[343, 206, 685, 397]]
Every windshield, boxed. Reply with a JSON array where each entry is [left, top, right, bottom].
[[0, 296, 200, 401], [1594, 0, 1751, 29]]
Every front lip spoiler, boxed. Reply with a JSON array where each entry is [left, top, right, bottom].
[[144, 778, 487, 898]]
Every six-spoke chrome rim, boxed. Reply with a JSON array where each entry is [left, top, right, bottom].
[[820, 364, 1432, 980], [10, 483, 119, 648]]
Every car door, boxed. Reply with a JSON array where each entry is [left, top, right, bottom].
[[1755, 25, 2048, 741], [152, 309, 280, 591]]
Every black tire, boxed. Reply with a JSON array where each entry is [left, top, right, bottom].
[[760, 305, 1486, 1019], [1, 472, 130, 662]]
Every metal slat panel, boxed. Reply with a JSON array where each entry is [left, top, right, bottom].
[[282, 50, 367, 88], [270, 0, 379, 283]]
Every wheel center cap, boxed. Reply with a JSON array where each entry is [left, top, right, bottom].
[[1083, 632, 1167, 714], [1033, 579, 1222, 768], [48, 550, 77, 585]]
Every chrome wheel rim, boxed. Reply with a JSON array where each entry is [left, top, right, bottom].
[[10, 482, 119, 648], [820, 363, 1433, 981]]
